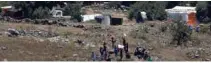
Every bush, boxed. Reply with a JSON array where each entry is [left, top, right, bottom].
[[128, 2, 167, 21], [200, 25, 209, 33], [160, 24, 168, 32], [196, 2, 208, 23], [130, 25, 149, 40], [128, 10, 134, 20], [170, 21, 192, 45], [63, 2, 83, 22], [32, 7, 51, 19], [106, 2, 122, 9]]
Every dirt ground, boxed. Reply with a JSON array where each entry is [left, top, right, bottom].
[[0, 20, 211, 61], [0, 6, 210, 61]]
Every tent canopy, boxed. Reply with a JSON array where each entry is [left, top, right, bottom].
[[165, 6, 196, 13], [165, 6, 198, 27]]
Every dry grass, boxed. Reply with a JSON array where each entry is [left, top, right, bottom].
[[0, 21, 211, 61]]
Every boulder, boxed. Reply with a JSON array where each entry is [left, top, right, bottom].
[[73, 54, 78, 57], [58, 22, 67, 27], [7, 28, 20, 37], [73, 24, 85, 28], [24, 18, 32, 23], [41, 19, 49, 25], [3, 59, 7, 61], [1, 46, 7, 50], [34, 19, 41, 24], [47, 36, 69, 43]]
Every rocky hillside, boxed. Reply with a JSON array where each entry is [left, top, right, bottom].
[[0, 20, 211, 61]]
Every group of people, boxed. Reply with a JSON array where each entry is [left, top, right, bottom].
[[91, 35, 152, 61], [134, 47, 152, 61]]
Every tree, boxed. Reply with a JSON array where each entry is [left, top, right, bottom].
[[32, 6, 51, 19], [166, 1, 180, 9], [207, 2, 211, 19], [196, 2, 209, 23], [63, 2, 83, 22], [9, 1, 65, 19], [106, 1, 122, 9], [170, 21, 192, 45], [128, 1, 167, 21]]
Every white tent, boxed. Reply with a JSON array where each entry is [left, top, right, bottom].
[[165, 6, 196, 22], [81, 14, 102, 22]]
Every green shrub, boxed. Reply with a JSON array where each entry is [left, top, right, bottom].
[[160, 25, 168, 32], [200, 24, 210, 33], [128, 9, 135, 20], [128, 2, 167, 21], [170, 21, 192, 45], [130, 25, 149, 40], [63, 2, 83, 22], [32, 7, 51, 19]]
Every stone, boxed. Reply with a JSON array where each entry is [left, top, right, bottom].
[[57, 45, 64, 48], [205, 59, 210, 61], [55, 55, 58, 58], [194, 51, 200, 58], [90, 44, 95, 48], [24, 18, 32, 23], [73, 54, 78, 57], [3, 59, 7, 61], [58, 22, 67, 27], [7, 28, 20, 37], [149, 47, 153, 50], [1, 46, 7, 50], [26, 51, 33, 55], [152, 56, 159, 61]]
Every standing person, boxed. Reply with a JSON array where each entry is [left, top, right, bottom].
[[119, 48, 123, 61], [99, 47, 104, 60], [102, 42, 107, 61], [124, 43, 129, 54], [91, 52, 97, 61], [136, 11, 144, 23], [111, 36, 116, 48], [103, 51, 108, 61], [114, 45, 118, 57], [122, 37, 126, 46], [103, 42, 107, 55], [100, 47, 103, 55]]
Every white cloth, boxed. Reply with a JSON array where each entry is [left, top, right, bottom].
[[118, 44, 124, 49]]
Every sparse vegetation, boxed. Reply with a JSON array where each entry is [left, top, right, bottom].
[[2, 1, 211, 61], [170, 21, 192, 45], [199, 24, 210, 34], [130, 25, 149, 41], [160, 24, 168, 32]]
